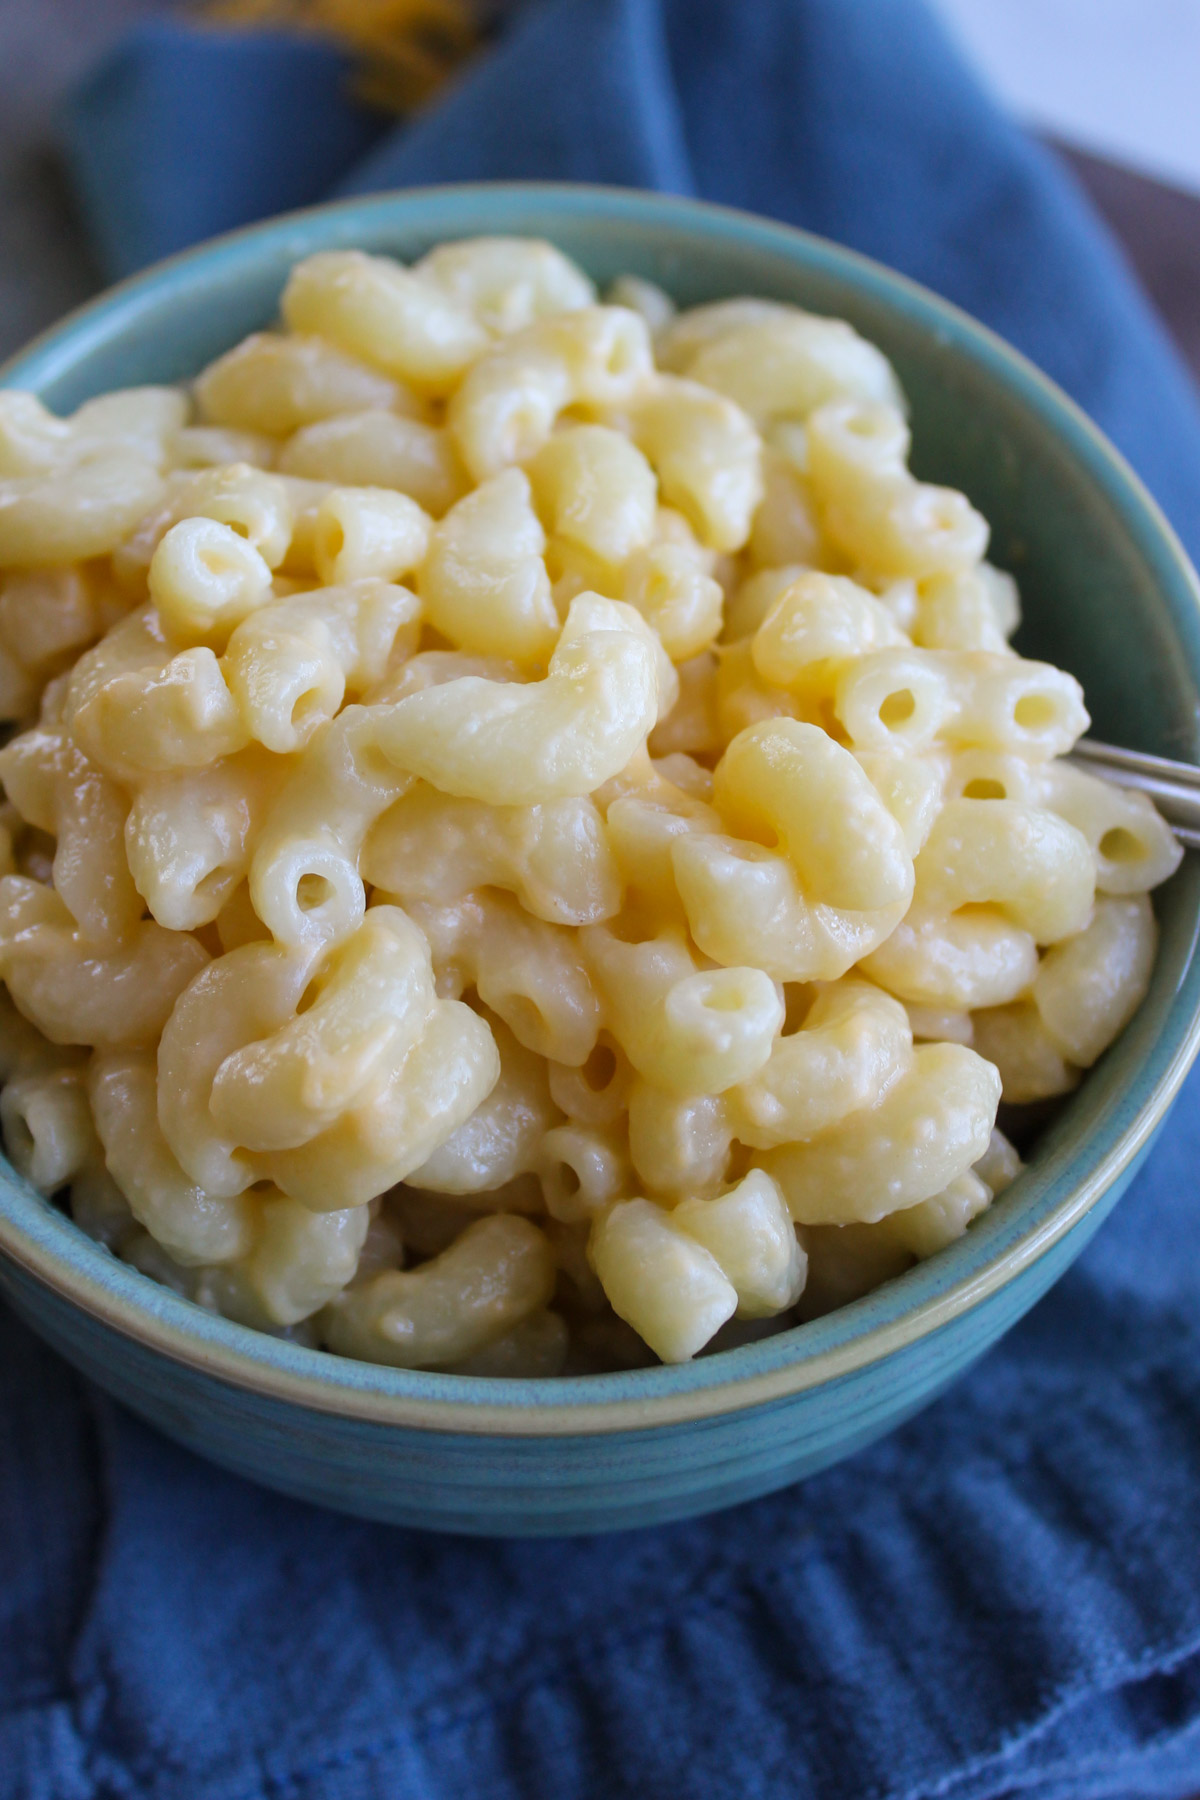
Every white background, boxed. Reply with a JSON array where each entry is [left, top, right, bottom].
[[929, 0, 1200, 193]]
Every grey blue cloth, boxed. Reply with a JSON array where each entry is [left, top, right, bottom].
[[3, 2, 1198, 1794]]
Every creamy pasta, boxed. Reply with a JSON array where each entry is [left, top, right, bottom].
[[0, 238, 1182, 1375]]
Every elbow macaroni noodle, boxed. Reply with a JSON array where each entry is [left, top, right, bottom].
[[0, 237, 1183, 1373]]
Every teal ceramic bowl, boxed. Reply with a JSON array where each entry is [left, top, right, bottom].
[[1, 184, 1199, 1536]]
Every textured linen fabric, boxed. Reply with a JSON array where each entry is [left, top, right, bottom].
[[0, 1, 1194, 1794], [64, 20, 388, 279]]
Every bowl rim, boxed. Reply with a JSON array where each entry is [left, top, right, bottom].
[[2, 179, 1199, 1438]]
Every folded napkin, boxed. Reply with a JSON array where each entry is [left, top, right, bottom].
[[2, 3, 1196, 1797], [66, 20, 390, 272]]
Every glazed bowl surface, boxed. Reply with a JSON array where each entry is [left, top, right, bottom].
[[1, 182, 1198, 1536]]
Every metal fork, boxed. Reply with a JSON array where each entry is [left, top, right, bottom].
[[1070, 739, 1200, 851]]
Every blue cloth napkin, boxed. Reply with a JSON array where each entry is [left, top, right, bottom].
[[3, 2, 1194, 1795]]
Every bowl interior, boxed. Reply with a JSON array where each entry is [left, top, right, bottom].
[[2, 183, 1199, 1423]]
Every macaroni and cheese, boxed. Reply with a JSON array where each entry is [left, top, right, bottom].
[[0, 238, 1182, 1375]]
